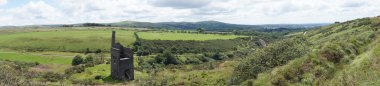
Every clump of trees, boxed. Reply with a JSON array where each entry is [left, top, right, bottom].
[[67, 53, 106, 77], [136, 50, 233, 72], [134, 39, 240, 56]]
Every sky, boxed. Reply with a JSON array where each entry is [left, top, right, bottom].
[[1, 0, 380, 26]]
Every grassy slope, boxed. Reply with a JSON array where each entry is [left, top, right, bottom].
[[251, 16, 380, 85], [138, 32, 246, 40], [0, 30, 135, 52]]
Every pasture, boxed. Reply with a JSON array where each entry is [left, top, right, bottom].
[[0, 30, 136, 52], [137, 32, 246, 40], [0, 52, 72, 65]]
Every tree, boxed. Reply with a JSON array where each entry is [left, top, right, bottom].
[[197, 28, 205, 33], [72, 55, 84, 66]]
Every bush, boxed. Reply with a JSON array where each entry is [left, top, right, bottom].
[[43, 72, 64, 82], [84, 55, 94, 63], [95, 75, 102, 80], [212, 52, 226, 60], [72, 55, 84, 66], [155, 51, 180, 65], [319, 44, 344, 63], [185, 57, 202, 64], [65, 65, 85, 75], [198, 55, 212, 62], [231, 37, 309, 84]]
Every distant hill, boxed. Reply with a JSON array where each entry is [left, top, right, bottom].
[[62, 20, 329, 31], [0, 20, 329, 31]]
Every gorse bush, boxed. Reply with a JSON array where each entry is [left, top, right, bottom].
[[231, 36, 309, 84], [72, 55, 84, 66], [42, 72, 64, 82], [155, 51, 180, 65], [211, 52, 227, 60], [319, 44, 344, 63], [0, 61, 42, 85]]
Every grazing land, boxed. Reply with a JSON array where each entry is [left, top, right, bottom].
[[137, 32, 247, 40], [0, 52, 71, 65], [0, 30, 136, 52], [1, 16, 380, 86]]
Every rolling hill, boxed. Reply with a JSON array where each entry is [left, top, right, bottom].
[[56, 20, 329, 31], [233, 16, 380, 85]]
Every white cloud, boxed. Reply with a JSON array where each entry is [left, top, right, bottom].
[[149, 0, 213, 9], [0, 1, 64, 26], [0, 0, 6, 6], [1, 0, 380, 26]]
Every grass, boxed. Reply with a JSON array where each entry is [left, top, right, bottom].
[[71, 64, 110, 80], [137, 32, 246, 40], [70, 63, 148, 84], [0, 30, 135, 52], [0, 52, 72, 65]]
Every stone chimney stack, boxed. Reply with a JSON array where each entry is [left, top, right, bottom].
[[112, 31, 116, 47]]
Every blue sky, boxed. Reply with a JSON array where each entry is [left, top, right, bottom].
[[1, 0, 380, 26]]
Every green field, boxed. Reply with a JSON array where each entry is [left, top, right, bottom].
[[0, 30, 135, 52], [138, 32, 246, 40], [0, 52, 72, 65]]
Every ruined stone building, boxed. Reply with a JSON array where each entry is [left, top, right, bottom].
[[110, 31, 134, 81]]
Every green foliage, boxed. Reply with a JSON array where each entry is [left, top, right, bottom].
[[42, 72, 64, 82], [0, 61, 42, 85], [155, 51, 180, 65], [135, 39, 241, 55], [232, 37, 309, 84], [84, 55, 94, 63], [247, 16, 380, 86], [211, 52, 227, 60], [319, 44, 345, 63], [65, 65, 86, 75], [138, 32, 246, 41], [72, 55, 84, 66], [197, 28, 205, 33]]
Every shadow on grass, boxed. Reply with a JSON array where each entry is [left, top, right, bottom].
[[102, 76, 125, 84]]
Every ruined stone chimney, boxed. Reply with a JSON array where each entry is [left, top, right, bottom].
[[112, 31, 116, 47]]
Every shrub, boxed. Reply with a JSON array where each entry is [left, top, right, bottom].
[[231, 37, 309, 84], [319, 44, 344, 63], [212, 52, 226, 60], [43, 72, 64, 82], [95, 49, 102, 54], [84, 55, 94, 63], [65, 65, 85, 75], [95, 75, 102, 80], [155, 51, 180, 65], [72, 55, 84, 66], [227, 54, 234, 58], [184, 57, 202, 64]]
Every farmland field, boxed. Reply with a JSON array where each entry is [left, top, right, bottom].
[[0, 30, 136, 52], [137, 32, 247, 40], [0, 52, 72, 65]]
